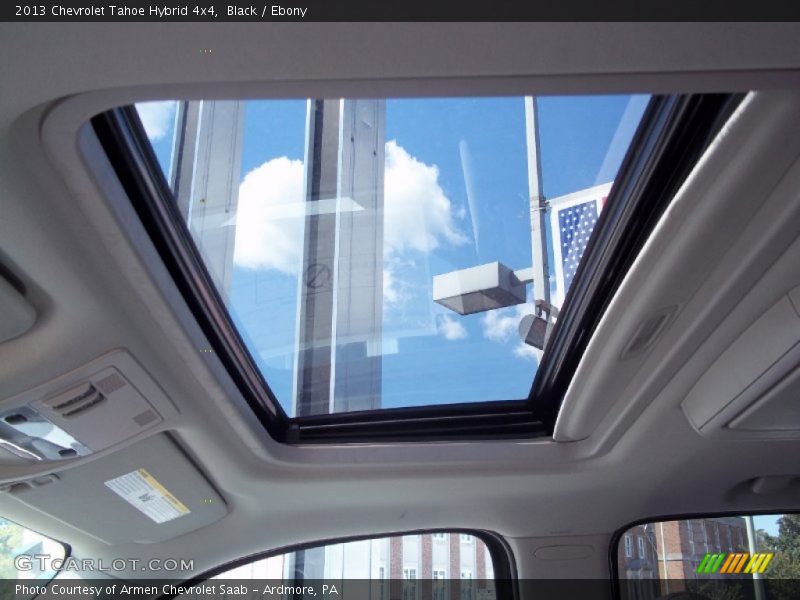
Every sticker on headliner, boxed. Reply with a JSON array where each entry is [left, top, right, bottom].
[[105, 468, 190, 524]]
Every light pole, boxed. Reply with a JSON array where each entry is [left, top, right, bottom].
[[638, 523, 668, 595], [524, 96, 550, 307], [745, 516, 766, 600], [432, 97, 557, 350]]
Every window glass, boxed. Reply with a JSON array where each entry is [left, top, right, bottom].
[[136, 95, 648, 417], [617, 514, 800, 600], [173, 532, 496, 600], [0, 517, 66, 599]]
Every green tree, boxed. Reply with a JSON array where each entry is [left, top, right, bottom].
[[755, 529, 770, 552], [760, 515, 800, 579]]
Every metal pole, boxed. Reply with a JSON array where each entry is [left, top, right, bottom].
[[524, 97, 550, 305], [170, 100, 244, 299], [745, 516, 766, 600]]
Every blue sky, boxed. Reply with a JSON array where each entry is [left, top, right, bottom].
[[140, 95, 648, 416], [754, 514, 780, 537]]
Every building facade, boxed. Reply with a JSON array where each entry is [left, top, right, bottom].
[[618, 517, 749, 598], [215, 533, 494, 598]]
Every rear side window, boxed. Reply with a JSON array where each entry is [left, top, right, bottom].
[[616, 514, 800, 600], [172, 531, 504, 600], [0, 516, 66, 597]]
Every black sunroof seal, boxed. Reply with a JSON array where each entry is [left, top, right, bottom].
[[527, 93, 743, 432]]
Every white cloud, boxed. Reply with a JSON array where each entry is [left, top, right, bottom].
[[436, 315, 468, 341], [233, 156, 305, 273], [383, 267, 402, 305], [384, 140, 467, 254], [513, 342, 541, 361], [481, 303, 541, 360], [233, 141, 467, 290], [136, 101, 177, 141], [481, 304, 529, 342]]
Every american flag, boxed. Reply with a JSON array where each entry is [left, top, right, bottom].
[[549, 182, 613, 306]]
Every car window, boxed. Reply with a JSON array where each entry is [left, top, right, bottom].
[[0, 516, 67, 599], [173, 532, 497, 600], [617, 514, 800, 600]]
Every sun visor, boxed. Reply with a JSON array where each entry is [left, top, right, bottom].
[[1, 434, 227, 544]]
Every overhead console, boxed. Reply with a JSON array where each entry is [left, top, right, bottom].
[[683, 285, 800, 439], [0, 349, 175, 473], [0, 350, 228, 544]]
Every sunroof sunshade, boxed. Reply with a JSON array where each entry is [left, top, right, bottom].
[[136, 95, 648, 417]]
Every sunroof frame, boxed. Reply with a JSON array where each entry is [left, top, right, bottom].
[[91, 92, 741, 444]]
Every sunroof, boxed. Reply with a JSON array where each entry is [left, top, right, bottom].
[[135, 95, 648, 418]]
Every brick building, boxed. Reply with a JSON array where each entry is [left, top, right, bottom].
[[618, 517, 749, 598], [215, 533, 494, 598]]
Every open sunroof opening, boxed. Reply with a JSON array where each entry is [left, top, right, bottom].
[[133, 95, 649, 419]]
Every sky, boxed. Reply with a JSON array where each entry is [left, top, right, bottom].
[[139, 94, 648, 416], [754, 514, 780, 537]]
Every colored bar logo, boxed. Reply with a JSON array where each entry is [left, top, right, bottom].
[[696, 552, 774, 574]]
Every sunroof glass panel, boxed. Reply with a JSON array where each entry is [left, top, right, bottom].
[[136, 95, 648, 417]]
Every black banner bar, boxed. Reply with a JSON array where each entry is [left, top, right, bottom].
[[3, 0, 800, 22], [5, 578, 800, 600]]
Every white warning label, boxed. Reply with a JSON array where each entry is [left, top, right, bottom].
[[105, 468, 190, 524]]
